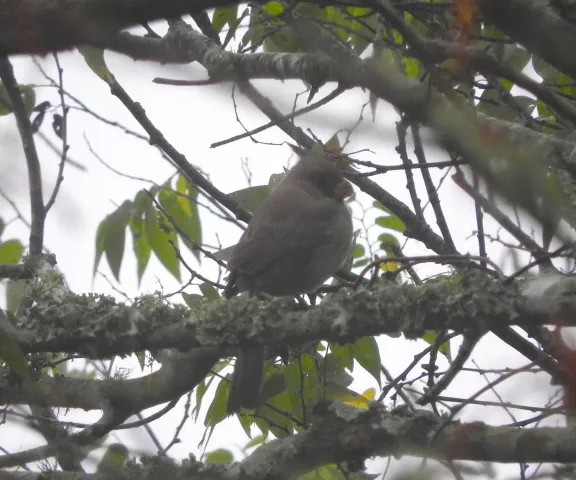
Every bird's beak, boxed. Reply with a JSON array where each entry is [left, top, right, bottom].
[[333, 180, 354, 200]]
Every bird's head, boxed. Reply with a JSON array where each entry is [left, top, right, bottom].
[[289, 146, 354, 201]]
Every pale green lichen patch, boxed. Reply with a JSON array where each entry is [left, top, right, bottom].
[[188, 294, 295, 346], [17, 271, 533, 356], [21, 291, 189, 357]]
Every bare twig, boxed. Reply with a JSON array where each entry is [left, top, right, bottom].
[[44, 53, 69, 214]]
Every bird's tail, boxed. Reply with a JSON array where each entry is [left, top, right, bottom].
[[226, 347, 265, 416]]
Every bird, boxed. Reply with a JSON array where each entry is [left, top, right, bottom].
[[224, 148, 354, 415]]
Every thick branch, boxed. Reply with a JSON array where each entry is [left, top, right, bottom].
[[0, 348, 218, 416], [7, 273, 576, 360], [480, 0, 576, 80], [0, 0, 236, 56], [0, 263, 34, 280], [3, 403, 576, 478]]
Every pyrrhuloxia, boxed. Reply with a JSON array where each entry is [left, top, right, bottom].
[[225, 149, 354, 415]]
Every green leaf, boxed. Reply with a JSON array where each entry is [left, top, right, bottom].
[[182, 293, 204, 309], [324, 133, 341, 152], [264, 1, 284, 15], [132, 189, 153, 219], [160, 181, 202, 261], [352, 258, 369, 268], [349, 12, 377, 54], [241, 8, 266, 52], [256, 393, 294, 437], [205, 449, 234, 465], [0, 83, 35, 115], [79, 46, 114, 84], [0, 83, 12, 115], [199, 283, 220, 300], [93, 217, 108, 277], [476, 88, 511, 121], [96, 444, 129, 474], [329, 343, 354, 370], [375, 215, 406, 233], [6, 280, 25, 314], [260, 371, 287, 400], [324, 353, 354, 386], [324, 382, 368, 405], [263, 29, 301, 53], [129, 216, 151, 284], [403, 57, 420, 79], [422, 331, 452, 360], [378, 233, 400, 249], [245, 435, 266, 448], [347, 6, 372, 16], [504, 45, 530, 72], [228, 185, 270, 212], [193, 379, 209, 422], [512, 95, 536, 116], [532, 56, 560, 82], [0, 239, 23, 264], [0, 327, 30, 380], [239, 411, 256, 438], [352, 244, 365, 259], [372, 201, 392, 214], [298, 465, 351, 480], [205, 376, 229, 426], [223, 7, 246, 48], [19, 85, 36, 113], [145, 207, 181, 281], [136, 351, 147, 371], [212, 6, 238, 33], [104, 201, 131, 282], [536, 100, 553, 118], [554, 73, 576, 95], [352, 336, 381, 386]]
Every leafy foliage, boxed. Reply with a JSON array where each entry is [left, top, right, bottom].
[[94, 175, 202, 283]]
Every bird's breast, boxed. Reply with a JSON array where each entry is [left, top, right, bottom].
[[237, 203, 352, 296]]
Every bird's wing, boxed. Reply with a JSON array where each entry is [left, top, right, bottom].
[[228, 185, 335, 275]]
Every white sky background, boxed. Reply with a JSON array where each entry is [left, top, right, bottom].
[[0, 20, 568, 478]]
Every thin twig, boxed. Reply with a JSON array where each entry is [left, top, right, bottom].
[[108, 78, 252, 223], [211, 85, 346, 148], [44, 53, 69, 214], [411, 122, 457, 253], [395, 119, 423, 219]]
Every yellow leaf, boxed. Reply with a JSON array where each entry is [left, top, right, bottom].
[[341, 393, 369, 408], [362, 387, 376, 400], [380, 260, 399, 271]]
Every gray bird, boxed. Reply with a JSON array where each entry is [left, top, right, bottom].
[[225, 149, 354, 415]]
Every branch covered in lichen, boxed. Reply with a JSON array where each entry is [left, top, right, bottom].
[[4, 402, 576, 478], [9, 272, 576, 359]]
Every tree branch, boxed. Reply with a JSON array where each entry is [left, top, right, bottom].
[[0, 0, 235, 56], [479, 0, 576, 80], [4, 273, 574, 360], [0, 348, 219, 439], [0, 57, 45, 255], [3, 402, 576, 477]]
